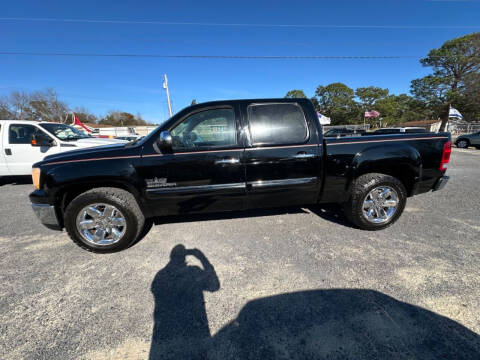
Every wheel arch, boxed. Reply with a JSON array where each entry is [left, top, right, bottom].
[[348, 144, 422, 197]]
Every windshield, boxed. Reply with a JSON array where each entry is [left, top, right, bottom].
[[39, 123, 90, 141]]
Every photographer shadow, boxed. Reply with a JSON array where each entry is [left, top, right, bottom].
[[149, 245, 219, 360]]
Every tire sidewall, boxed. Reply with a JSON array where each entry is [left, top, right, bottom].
[[64, 192, 140, 253], [352, 175, 407, 230]]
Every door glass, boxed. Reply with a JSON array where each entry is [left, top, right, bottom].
[[170, 108, 236, 151], [9, 124, 47, 144], [248, 103, 308, 145]]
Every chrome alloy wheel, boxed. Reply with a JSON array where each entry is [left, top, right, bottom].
[[362, 186, 399, 224], [75, 203, 126, 246]]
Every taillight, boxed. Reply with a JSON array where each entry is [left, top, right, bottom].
[[439, 141, 451, 171]]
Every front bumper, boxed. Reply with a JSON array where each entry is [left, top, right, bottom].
[[432, 175, 449, 192], [31, 203, 62, 230]]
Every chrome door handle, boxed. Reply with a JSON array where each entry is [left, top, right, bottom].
[[294, 152, 315, 159], [214, 158, 240, 165]]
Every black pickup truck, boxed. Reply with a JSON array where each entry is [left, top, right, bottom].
[[30, 98, 451, 252]]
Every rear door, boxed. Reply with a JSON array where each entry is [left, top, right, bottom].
[[243, 102, 322, 208], [0, 123, 12, 176], [4, 123, 59, 175]]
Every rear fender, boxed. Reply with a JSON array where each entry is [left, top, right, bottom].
[[348, 143, 422, 196]]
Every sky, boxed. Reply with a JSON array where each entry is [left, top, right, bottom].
[[1, 0, 479, 123]]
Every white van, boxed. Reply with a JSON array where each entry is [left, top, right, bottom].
[[0, 120, 126, 176]]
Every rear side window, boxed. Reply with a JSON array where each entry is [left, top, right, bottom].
[[248, 103, 308, 145]]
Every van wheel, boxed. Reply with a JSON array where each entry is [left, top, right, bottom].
[[344, 173, 407, 230], [64, 187, 145, 253]]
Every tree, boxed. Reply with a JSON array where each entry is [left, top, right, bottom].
[[355, 87, 389, 108], [285, 90, 307, 98], [314, 83, 359, 125], [411, 32, 480, 127]]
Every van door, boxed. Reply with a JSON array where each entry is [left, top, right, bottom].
[[244, 102, 322, 208], [4, 123, 59, 175]]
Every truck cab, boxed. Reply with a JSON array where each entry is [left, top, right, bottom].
[[0, 120, 126, 176]]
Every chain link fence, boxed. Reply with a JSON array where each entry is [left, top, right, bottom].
[[447, 124, 480, 135]]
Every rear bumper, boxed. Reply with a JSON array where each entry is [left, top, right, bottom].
[[432, 175, 449, 192], [31, 203, 62, 230]]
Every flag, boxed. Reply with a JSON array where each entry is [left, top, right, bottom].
[[364, 110, 380, 118], [449, 106, 463, 120], [317, 112, 331, 125]]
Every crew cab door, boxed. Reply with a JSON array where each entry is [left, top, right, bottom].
[[141, 105, 246, 215], [3, 123, 59, 175], [243, 102, 322, 208]]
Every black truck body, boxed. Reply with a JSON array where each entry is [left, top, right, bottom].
[[29, 98, 451, 252]]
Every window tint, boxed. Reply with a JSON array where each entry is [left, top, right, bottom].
[[248, 103, 308, 145], [170, 108, 236, 151], [9, 124, 46, 144]]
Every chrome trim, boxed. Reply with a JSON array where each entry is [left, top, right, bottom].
[[433, 176, 449, 191], [146, 182, 245, 194], [248, 177, 317, 188], [294, 153, 315, 159], [362, 186, 399, 224], [31, 204, 60, 227], [214, 158, 240, 164]]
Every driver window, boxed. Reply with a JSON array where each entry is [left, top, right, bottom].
[[171, 108, 236, 151], [9, 124, 48, 145]]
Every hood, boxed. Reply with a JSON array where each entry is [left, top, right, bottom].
[[41, 143, 129, 163], [73, 137, 128, 147]]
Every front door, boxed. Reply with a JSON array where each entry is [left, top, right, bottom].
[[4, 123, 59, 175], [243, 102, 322, 208], [142, 106, 246, 215]]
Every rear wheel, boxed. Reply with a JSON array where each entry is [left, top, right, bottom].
[[344, 173, 407, 230], [456, 139, 469, 148], [64, 187, 145, 253]]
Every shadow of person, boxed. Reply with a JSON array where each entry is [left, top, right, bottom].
[[210, 289, 480, 360], [149, 245, 220, 360]]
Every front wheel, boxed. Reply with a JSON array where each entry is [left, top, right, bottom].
[[64, 187, 145, 253], [344, 173, 407, 230]]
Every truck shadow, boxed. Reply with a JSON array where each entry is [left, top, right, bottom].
[[149, 245, 480, 360], [149, 203, 353, 229], [0, 175, 32, 186]]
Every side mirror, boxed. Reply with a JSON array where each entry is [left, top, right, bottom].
[[31, 133, 54, 147], [158, 131, 173, 152]]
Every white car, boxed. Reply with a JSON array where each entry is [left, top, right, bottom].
[[0, 120, 126, 176]]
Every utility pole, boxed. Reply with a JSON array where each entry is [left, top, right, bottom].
[[163, 74, 173, 117]]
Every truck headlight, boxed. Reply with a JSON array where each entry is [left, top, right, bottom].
[[32, 168, 41, 190]]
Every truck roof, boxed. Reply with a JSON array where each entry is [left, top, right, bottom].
[[0, 120, 63, 125]]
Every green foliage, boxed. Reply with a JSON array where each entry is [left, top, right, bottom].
[[99, 111, 149, 126], [285, 90, 307, 98]]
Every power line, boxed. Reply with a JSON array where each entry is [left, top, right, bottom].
[[0, 51, 425, 59], [0, 17, 479, 29], [2, 51, 478, 59]]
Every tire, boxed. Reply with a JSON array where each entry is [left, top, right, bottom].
[[456, 139, 469, 148], [64, 187, 145, 253], [344, 173, 407, 231]]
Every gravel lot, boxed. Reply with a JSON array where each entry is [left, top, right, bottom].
[[1, 148, 479, 359]]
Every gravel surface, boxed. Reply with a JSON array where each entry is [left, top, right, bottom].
[[1, 148, 479, 359]]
